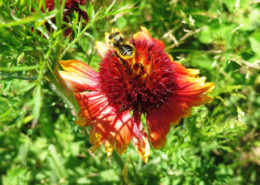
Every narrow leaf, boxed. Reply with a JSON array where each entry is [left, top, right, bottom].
[[32, 85, 42, 127]]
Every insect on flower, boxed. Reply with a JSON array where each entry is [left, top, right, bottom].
[[58, 27, 214, 162], [105, 28, 136, 60]]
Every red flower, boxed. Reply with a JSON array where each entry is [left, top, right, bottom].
[[58, 27, 214, 162], [40, 0, 88, 35], [44, 0, 88, 21]]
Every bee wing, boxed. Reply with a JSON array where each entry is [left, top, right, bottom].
[[105, 32, 110, 43], [111, 28, 121, 33], [95, 41, 111, 58]]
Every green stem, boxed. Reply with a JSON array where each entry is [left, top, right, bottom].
[[112, 152, 125, 169], [47, 68, 80, 115], [0, 65, 39, 72], [112, 152, 135, 182]]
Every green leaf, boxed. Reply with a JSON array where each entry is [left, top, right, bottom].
[[197, 26, 213, 44], [48, 145, 67, 180], [222, 0, 236, 12], [0, 11, 57, 27], [189, 52, 214, 70], [249, 31, 260, 55], [32, 85, 42, 127], [86, 3, 94, 20], [0, 65, 39, 72]]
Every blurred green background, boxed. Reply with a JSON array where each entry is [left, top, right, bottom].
[[0, 0, 260, 184]]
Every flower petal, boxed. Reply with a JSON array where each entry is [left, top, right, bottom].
[[174, 62, 215, 106], [132, 112, 150, 163], [146, 109, 171, 149], [75, 91, 112, 123], [104, 135, 115, 157], [146, 62, 214, 149], [133, 26, 165, 49], [76, 91, 134, 156], [89, 111, 134, 156], [173, 61, 200, 77], [59, 60, 99, 92], [114, 111, 134, 155]]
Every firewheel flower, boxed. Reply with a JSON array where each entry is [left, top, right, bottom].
[[39, 0, 88, 35], [58, 27, 214, 162]]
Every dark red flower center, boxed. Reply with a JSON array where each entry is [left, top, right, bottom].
[[99, 39, 176, 113]]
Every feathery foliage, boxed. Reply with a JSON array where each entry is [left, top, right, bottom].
[[0, 0, 260, 184]]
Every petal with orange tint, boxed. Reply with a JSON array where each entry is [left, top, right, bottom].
[[145, 63, 214, 149], [74, 110, 89, 126], [89, 111, 134, 156], [59, 60, 99, 92], [75, 91, 113, 122], [132, 112, 150, 163], [76, 90, 134, 155], [114, 111, 134, 155], [90, 122, 105, 151], [175, 77, 214, 106], [104, 135, 115, 157], [146, 83, 210, 150], [172, 61, 200, 77], [176, 75, 214, 95], [146, 108, 171, 149], [133, 26, 165, 49], [93, 111, 133, 156], [90, 117, 118, 154]]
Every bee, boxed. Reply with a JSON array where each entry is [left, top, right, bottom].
[[105, 28, 135, 60]]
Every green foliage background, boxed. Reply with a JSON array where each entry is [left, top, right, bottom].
[[0, 0, 260, 184]]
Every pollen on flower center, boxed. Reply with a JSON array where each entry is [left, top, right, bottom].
[[99, 39, 176, 112]]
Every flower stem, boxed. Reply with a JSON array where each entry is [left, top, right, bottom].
[[47, 67, 80, 116], [112, 152, 125, 169], [112, 152, 135, 182]]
